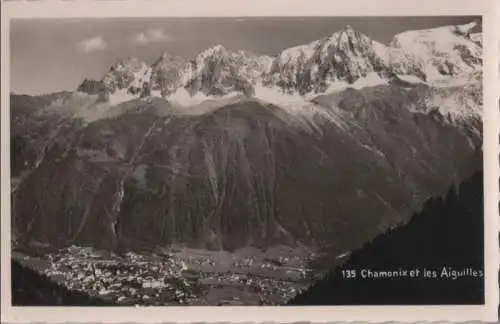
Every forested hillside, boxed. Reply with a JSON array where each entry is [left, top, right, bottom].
[[289, 171, 484, 305]]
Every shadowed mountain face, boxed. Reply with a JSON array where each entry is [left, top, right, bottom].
[[11, 80, 481, 255], [288, 170, 484, 305]]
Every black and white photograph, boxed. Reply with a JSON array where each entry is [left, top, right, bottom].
[[1, 0, 499, 322]]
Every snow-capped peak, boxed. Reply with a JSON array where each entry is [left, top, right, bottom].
[[102, 56, 150, 93], [197, 44, 228, 60], [331, 24, 365, 43], [454, 21, 478, 36], [78, 21, 482, 109], [184, 45, 269, 97], [388, 21, 481, 80], [207, 44, 226, 52], [150, 52, 189, 97], [266, 25, 389, 95]]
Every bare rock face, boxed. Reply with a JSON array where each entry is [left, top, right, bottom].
[[264, 26, 389, 94], [77, 79, 109, 102], [150, 53, 189, 98], [102, 57, 152, 96], [183, 46, 271, 97]]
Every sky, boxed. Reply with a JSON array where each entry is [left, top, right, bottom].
[[10, 16, 480, 95]]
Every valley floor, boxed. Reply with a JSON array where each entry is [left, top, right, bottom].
[[12, 245, 315, 306]]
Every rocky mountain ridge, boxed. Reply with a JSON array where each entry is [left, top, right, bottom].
[[77, 21, 482, 103]]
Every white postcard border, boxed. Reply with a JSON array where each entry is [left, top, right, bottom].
[[1, 0, 498, 322]]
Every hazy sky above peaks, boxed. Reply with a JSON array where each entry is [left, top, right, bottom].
[[10, 16, 480, 95]]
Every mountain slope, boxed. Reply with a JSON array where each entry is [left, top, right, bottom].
[[11, 82, 481, 254], [288, 170, 484, 305]]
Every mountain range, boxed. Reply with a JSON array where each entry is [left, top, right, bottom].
[[77, 21, 481, 104], [11, 21, 483, 259]]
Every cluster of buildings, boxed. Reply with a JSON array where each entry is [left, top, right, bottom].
[[43, 247, 198, 305], [39, 245, 312, 305]]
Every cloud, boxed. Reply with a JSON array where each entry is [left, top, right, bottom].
[[133, 28, 174, 45], [78, 36, 108, 53]]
